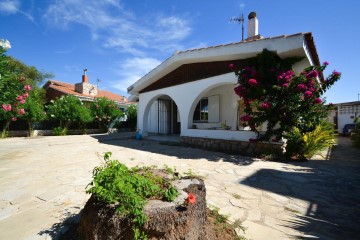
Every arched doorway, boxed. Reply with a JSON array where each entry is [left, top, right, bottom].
[[143, 95, 180, 135]]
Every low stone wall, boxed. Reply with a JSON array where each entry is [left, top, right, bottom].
[[7, 129, 102, 137], [181, 136, 284, 158]]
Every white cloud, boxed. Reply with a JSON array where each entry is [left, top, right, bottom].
[[0, 0, 34, 22], [43, 0, 192, 56], [0, 0, 19, 14], [112, 57, 162, 93]]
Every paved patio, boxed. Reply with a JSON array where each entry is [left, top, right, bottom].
[[0, 134, 359, 239]]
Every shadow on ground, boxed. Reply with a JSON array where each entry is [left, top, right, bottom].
[[91, 134, 258, 166], [240, 136, 360, 239], [38, 211, 81, 240]]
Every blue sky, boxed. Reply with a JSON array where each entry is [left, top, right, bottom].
[[1, 0, 359, 104]]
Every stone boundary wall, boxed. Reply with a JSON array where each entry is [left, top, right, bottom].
[[7, 129, 102, 137], [181, 136, 284, 158]]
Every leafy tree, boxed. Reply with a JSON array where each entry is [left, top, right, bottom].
[[90, 97, 123, 131], [21, 88, 47, 137], [125, 104, 137, 131], [231, 49, 341, 159], [0, 48, 53, 138], [47, 95, 92, 135]]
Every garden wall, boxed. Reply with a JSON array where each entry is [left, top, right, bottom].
[[7, 129, 102, 137], [181, 136, 284, 158]]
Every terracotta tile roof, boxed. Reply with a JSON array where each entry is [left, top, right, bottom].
[[43, 80, 127, 103]]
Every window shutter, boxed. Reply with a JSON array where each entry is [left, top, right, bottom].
[[208, 95, 219, 122]]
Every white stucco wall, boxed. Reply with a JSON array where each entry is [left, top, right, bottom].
[[138, 72, 251, 140], [194, 84, 239, 130]]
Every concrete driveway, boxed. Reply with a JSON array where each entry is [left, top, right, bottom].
[[0, 134, 359, 239]]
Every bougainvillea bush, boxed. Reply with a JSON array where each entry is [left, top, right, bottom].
[[231, 49, 341, 159]]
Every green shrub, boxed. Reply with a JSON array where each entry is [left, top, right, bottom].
[[53, 126, 67, 136], [86, 152, 179, 239], [285, 122, 336, 160]]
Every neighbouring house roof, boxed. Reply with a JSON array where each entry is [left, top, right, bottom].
[[333, 101, 360, 106], [43, 80, 128, 104], [127, 32, 320, 100]]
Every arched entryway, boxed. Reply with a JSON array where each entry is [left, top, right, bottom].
[[143, 94, 180, 135]]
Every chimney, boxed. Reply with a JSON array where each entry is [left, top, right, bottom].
[[82, 75, 88, 83], [247, 12, 259, 39], [75, 68, 98, 96], [82, 68, 88, 83]]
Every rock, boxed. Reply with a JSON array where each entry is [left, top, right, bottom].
[[78, 179, 207, 240]]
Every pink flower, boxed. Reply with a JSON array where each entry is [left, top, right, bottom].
[[314, 98, 322, 104], [240, 115, 252, 122], [16, 95, 23, 101], [282, 83, 289, 88], [99, 119, 102, 122], [24, 85, 31, 91], [323, 61, 329, 66], [297, 84, 307, 92], [248, 78, 258, 86], [304, 91, 313, 98], [306, 70, 318, 79], [19, 99, 26, 104], [2, 104, 11, 111], [234, 86, 245, 97], [332, 70, 341, 77], [19, 109, 25, 115], [187, 193, 196, 204], [261, 102, 271, 109], [107, 119, 110, 122], [103, 116, 107, 119], [11, 117, 17, 121], [22, 92, 29, 99], [228, 63, 235, 70], [307, 80, 315, 87]]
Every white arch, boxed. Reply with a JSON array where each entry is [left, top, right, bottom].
[[141, 93, 180, 134]]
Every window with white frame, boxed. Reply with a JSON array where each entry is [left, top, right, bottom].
[[193, 98, 208, 122]]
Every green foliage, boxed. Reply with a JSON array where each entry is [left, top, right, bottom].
[[0, 47, 52, 138], [47, 95, 92, 134], [285, 121, 336, 160], [125, 104, 137, 131], [90, 97, 123, 131], [208, 207, 247, 240], [22, 88, 46, 136], [86, 152, 179, 239], [53, 126, 68, 136]]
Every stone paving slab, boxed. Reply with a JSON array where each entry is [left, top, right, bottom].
[[0, 134, 359, 239]]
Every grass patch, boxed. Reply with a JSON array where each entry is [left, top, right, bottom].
[[207, 207, 247, 240]]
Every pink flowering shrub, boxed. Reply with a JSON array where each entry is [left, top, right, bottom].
[[231, 49, 341, 146]]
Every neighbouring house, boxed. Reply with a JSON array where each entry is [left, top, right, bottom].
[[329, 101, 360, 134], [43, 70, 130, 112], [127, 12, 321, 154]]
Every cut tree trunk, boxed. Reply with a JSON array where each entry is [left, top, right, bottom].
[[78, 179, 208, 240]]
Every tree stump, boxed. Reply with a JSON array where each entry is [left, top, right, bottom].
[[78, 178, 207, 240]]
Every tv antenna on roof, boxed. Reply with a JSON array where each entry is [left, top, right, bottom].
[[230, 13, 245, 41], [97, 78, 101, 89]]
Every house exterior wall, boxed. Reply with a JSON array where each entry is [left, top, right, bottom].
[[193, 84, 239, 130], [138, 72, 260, 141]]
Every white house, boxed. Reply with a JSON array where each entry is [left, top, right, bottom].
[[329, 101, 360, 134], [127, 12, 321, 153]]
